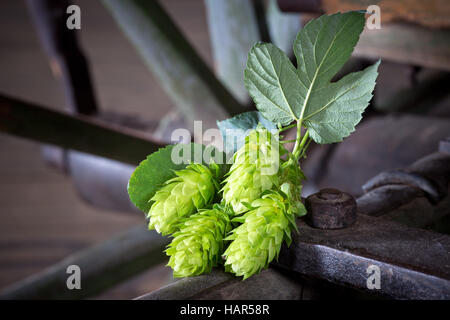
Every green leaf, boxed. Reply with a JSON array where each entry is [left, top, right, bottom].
[[244, 43, 305, 125], [293, 11, 378, 143], [244, 11, 380, 144], [303, 61, 380, 143], [127, 143, 225, 213], [217, 111, 277, 153]]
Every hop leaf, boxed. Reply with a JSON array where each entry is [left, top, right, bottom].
[[244, 12, 380, 144], [148, 163, 217, 235], [223, 191, 299, 280], [166, 207, 231, 277], [222, 128, 280, 214]]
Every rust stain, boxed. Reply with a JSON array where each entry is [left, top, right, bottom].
[[322, 0, 450, 29]]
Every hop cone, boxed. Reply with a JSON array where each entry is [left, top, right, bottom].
[[279, 160, 307, 217], [148, 163, 217, 235], [222, 128, 280, 214], [223, 191, 300, 279], [166, 207, 231, 277]]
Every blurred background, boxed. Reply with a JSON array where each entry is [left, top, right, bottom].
[[0, 0, 449, 299]]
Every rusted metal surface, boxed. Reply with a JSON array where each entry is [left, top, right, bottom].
[[0, 94, 164, 165], [26, 0, 98, 115], [137, 268, 303, 300], [306, 188, 357, 230], [280, 146, 450, 299], [275, 214, 450, 299], [0, 225, 169, 300]]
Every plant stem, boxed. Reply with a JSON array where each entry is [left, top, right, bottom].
[[278, 123, 296, 133], [298, 137, 312, 159], [291, 120, 302, 159], [295, 130, 309, 159]]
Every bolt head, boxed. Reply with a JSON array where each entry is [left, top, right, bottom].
[[306, 188, 357, 230]]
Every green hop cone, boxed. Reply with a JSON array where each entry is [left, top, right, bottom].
[[223, 190, 301, 280], [166, 207, 231, 277], [148, 163, 218, 235], [222, 128, 280, 214], [279, 161, 307, 217]]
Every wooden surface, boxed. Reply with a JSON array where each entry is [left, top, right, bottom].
[[322, 0, 450, 29], [0, 0, 212, 299]]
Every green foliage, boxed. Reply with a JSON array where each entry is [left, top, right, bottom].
[[166, 207, 231, 277], [244, 11, 379, 144], [127, 11, 380, 281]]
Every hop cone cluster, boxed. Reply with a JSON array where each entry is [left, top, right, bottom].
[[222, 128, 280, 214], [166, 207, 231, 277], [147, 163, 217, 235], [223, 191, 300, 279]]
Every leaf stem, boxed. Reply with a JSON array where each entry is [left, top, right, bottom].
[[291, 121, 303, 159], [298, 136, 312, 159], [278, 123, 296, 133], [295, 130, 310, 158]]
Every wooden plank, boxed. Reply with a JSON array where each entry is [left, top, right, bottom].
[[355, 23, 450, 71], [322, 0, 450, 29]]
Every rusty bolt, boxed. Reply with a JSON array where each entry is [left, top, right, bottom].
[[305, 188, 357, 230]]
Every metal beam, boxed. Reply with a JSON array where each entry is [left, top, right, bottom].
[[275, 214, 450, 299], [0, 225, 169, 300], [136, 268, 304, 300], [0, 94, 164, 165]]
